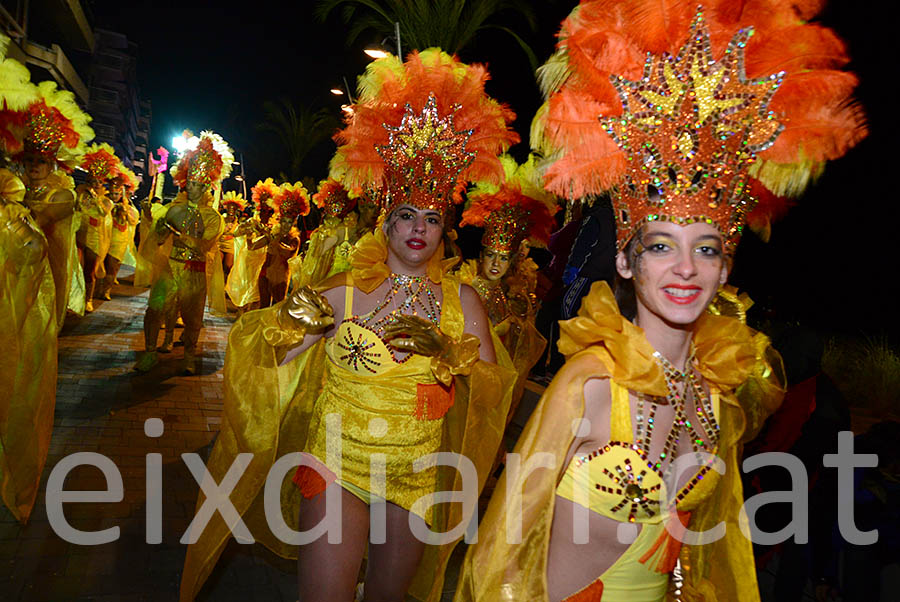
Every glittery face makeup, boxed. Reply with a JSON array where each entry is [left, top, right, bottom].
[[620, 221, 727, 327], [481, 247, 511, 282]]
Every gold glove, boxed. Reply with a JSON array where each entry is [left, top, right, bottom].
[[383, 314, 451, 357], [278, 286, 334, 333], [383, 315, 480, 386]]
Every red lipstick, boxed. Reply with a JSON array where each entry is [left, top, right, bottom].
[[406, 238, 426, 250], [662, 284, 702, 305]]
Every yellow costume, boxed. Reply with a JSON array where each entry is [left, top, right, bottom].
[[100, 199, 139, 295], [223, 224, 266, 307], [459, 260, 546, 418], [24, 171, 77, 332], [455, 282, 784, 601], [143, 191, 225, 358], [0, 169, 58, 523], [178, 229, 518, 602], [133, 200, 169, 288]]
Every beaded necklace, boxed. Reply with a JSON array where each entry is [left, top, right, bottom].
[[25, 183, 49, 200], [634, 347, 720, 481], [352, 273, 441, 339], [471, 275, 509, 325]]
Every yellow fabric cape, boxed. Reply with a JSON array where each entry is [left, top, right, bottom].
[[0, 176, 58, 523], [454, 281, 784, 602], [27, 172, 77, 333], [179, 233, 516, 602], [224, 233, 266, 307], [134, 202, 170, 288]]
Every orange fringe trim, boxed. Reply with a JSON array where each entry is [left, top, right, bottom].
[[562, 577, 604, 602], [640, 510, 691, 573], [415, 382, 455, 420], [292, 466, 327, 499]]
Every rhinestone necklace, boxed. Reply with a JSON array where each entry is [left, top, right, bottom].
[[352, 273, 440, 339]]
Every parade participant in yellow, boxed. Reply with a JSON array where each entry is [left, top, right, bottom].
[[224, 178, 277, 311], [250, 181, 306, 306], [134, 148, 169, 288], [218, 190, 245, 281], [0, 166, 58, 524], [99, 166, 140, 299], [75, 144, 117, 311], [456, 1, 866, 601], [0, 40, 58, 522], [3, 82, 93, 330], [459, 154, 557, 418], [292, 177, 359, 289], [180, 48, 520, 602], [135, 131, 229, 375]]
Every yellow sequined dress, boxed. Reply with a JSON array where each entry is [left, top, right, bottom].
[[454, 281, 784, 602], [25, 171, 78, 331], [0, 169, 58, 523], [179, 230, 517, 602]]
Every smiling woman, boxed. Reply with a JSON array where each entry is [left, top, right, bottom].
[[456, 1, 866, 602], [179, 49, 520, 602]]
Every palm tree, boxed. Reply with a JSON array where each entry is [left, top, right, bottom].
[[315, 0, 540, 71], [256, 98, 340, 182]]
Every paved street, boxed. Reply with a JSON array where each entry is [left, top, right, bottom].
[[0, 269, 298, 601]]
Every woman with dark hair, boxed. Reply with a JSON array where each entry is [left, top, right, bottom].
[[456, 1, 866, 601], [179, 49, 520, 602]]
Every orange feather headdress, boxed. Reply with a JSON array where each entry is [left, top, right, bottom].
[[461, 155, 560, 253], [330, 48, 520, 218], [80, 143, 121, 183], [220, 190, 247, 212], [534, 0, 866, 250], [313, 177, 356, 218], [251, 178, 280, 223], [273, 182, 311, 221]]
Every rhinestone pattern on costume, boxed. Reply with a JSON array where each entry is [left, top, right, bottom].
[[377, 94, 475, 216], [602, 7, 784, 250], [572, 346, 720, 521], [336, 330, 381, 373]]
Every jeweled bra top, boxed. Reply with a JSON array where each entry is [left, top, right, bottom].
[[555, 380, 722, 523], [327, 275, 441, 376]]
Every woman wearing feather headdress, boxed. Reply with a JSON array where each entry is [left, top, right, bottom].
[[249, 181, 306, 307], [458, 154, 557, 423], [0, 36, 59, 524], [456, 1, 866, 601], [179, 49, 520, 602], [98, 166, 139, 300], [0, 78, 93, 329]]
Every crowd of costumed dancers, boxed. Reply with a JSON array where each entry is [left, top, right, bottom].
[[2, 0, 874, 598]]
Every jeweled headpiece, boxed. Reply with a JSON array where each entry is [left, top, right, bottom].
[[313, 178, 356, 218], [331, 48, 519, 218], [80, 143, 120, 183], [535, 1, 866, 250], [170, 131, 233, 189], [273, 182, 310, 221], [117, 165, 139, 193], [0, 81, 93, 170], [251, 178, 279, 223], [0, 36, 38, 153], [220, 190, 247, 212], [461, 155, 559, 253]]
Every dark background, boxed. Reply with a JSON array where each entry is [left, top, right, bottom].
[[86, 0, 898, 340]]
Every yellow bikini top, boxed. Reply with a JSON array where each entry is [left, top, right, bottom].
[[556, 381, 722, 523], [326, 283, 448, 376]]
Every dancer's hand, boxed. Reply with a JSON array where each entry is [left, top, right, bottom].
[[383, 314, 450, 357], [279, 286, 334, 333]]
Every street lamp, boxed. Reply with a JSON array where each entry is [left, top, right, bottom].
[[364, 22, 401, 59]]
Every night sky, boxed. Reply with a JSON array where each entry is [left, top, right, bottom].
[[87, 0, 898, 339]]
